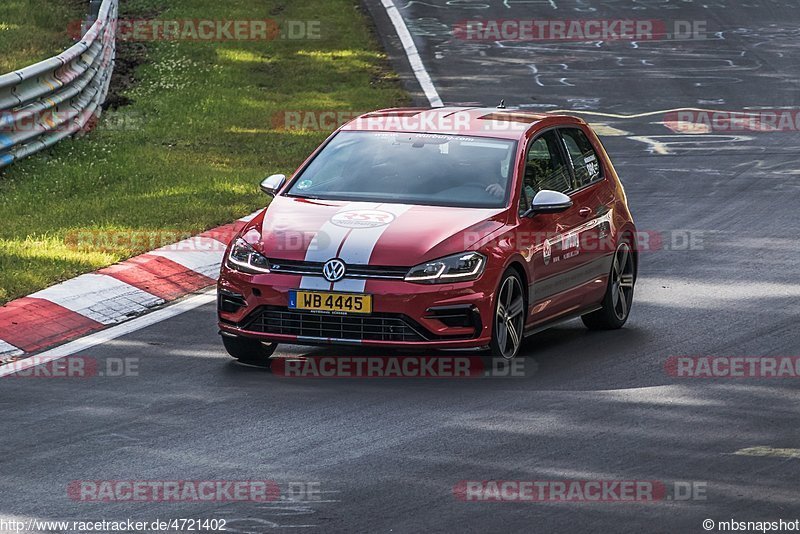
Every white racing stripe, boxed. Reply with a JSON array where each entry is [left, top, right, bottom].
[[333, 204, 412, 292], [238, 210, 262, 222], [289, 0, 442, 291], [299, 202, 381, 290]]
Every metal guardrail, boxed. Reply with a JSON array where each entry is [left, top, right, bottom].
[[0, 0, 118, 169]]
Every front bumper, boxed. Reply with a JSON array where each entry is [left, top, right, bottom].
[[217, 266, 495, 349]]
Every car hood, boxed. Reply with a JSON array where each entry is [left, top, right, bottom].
[[251, 196, 508, 266]]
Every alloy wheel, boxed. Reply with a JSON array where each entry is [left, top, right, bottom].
[[495, 274, 525, 359], [611, 243, 635, 321]]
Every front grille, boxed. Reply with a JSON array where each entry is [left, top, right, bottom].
[[269, 259, 408, 280], [243, 307, 426, 342]]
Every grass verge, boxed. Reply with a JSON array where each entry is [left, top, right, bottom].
[[0, 0, 408, 303], [0, 0, 85, 73]]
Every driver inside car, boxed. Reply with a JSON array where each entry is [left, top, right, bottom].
[[470, 158, 506, 199]]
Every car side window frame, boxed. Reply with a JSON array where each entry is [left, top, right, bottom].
[[518, 127, 575, 215], [557, 126, 607, 194]]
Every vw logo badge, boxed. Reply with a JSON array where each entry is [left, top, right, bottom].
[[322, 259, 347, 282]]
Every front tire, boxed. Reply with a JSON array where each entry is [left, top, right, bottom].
[[582, 241, 635, 330], [222, 335, 278, 366], [489, 269, 526, 360]]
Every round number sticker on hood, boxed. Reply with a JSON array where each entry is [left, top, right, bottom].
[[330, 210, 396, 229]]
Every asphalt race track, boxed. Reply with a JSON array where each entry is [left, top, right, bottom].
[[3, 1, 800, 532]]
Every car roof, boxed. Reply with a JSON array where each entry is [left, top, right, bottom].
[[339, 106, 585, 140]]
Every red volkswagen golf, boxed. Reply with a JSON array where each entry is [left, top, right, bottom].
[[218, 107, 637, 363]]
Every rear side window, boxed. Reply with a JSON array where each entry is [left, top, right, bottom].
[[560, 128, 603, 189]]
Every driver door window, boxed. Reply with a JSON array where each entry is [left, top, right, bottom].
[[519, 131, 573, 214]]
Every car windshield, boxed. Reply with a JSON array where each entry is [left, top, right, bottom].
[[286, 131, 518, 208]]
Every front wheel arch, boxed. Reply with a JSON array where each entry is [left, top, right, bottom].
[[616, 225, 638, 279], [620, 230, 638, 281], [504, 260, 529, 318]]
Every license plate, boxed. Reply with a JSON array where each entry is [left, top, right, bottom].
[[289, 290, 372, 314]]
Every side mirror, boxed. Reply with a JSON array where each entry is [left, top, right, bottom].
[[524, 190, 573, 217], [259, 174, 286, 196]]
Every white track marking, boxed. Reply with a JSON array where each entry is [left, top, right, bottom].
[[549, 107, 729, 119], [29, 273, 163, 325], [149, 236, 226, 278], [0, 340, 23, 358], [380, 0, 443, 107], [0, 290, 216, 378], [2, 211, 258, 358]]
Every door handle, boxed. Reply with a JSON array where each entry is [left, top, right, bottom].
[[578, 207, 593, 218]]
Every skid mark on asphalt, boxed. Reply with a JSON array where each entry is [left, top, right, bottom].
[[216, 491, 342, 531], [733, 447, 800, 459]]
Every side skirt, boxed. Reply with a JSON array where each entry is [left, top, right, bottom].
[[522, 305, 602, 338]]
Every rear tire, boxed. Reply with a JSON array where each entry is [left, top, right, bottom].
[[222, 335, 278, 366], [582, 241, 635, 330]]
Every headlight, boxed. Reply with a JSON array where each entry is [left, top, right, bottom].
[[405, 252, 486, 284], [227, 237, 271, 274]]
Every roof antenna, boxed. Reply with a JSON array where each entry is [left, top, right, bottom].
[[497, 99, 506, 109]]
